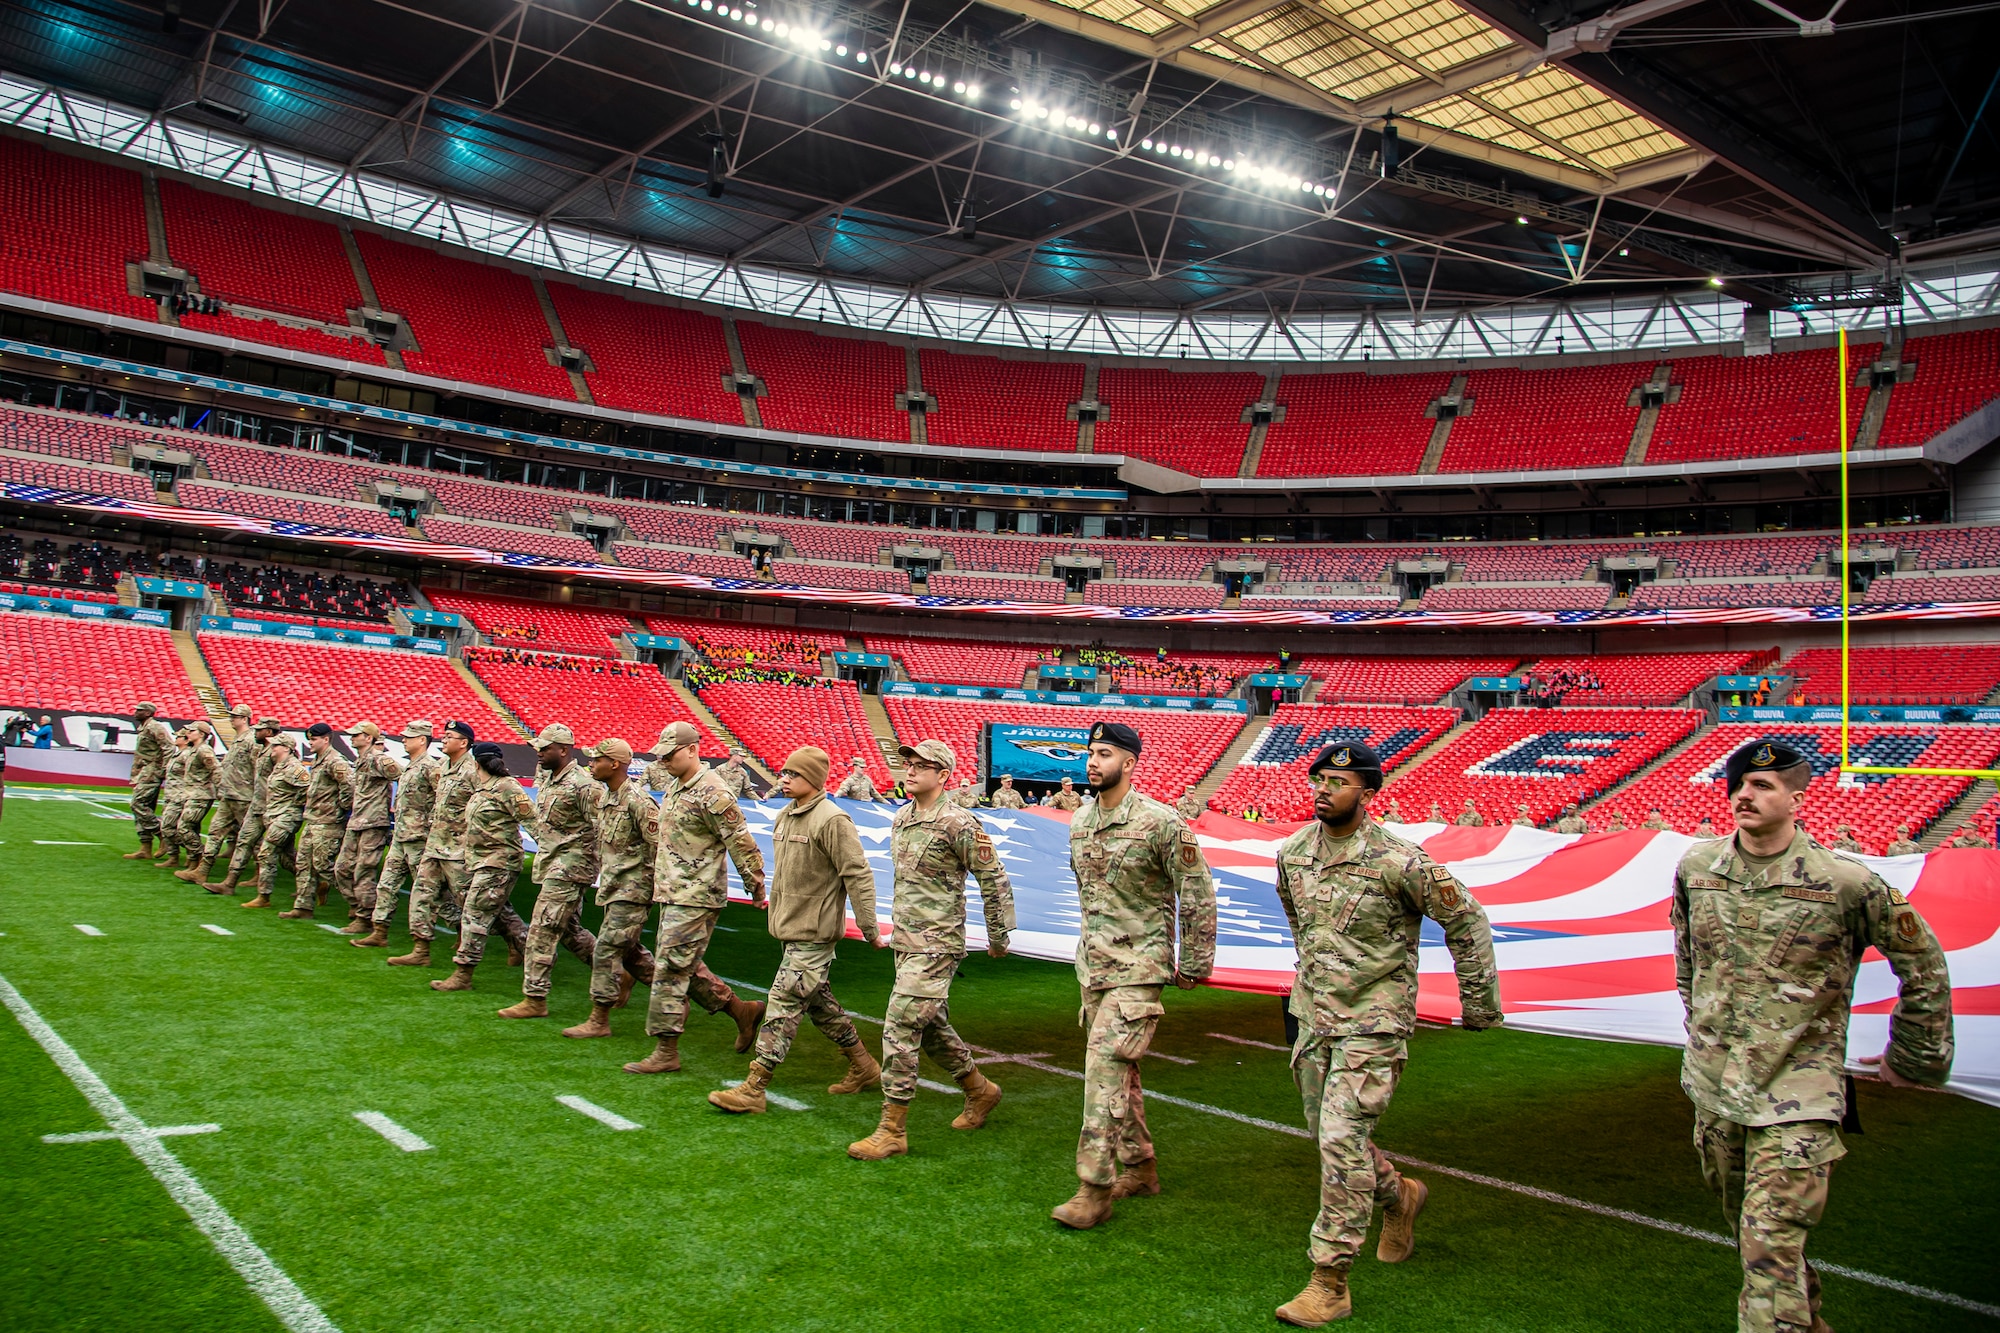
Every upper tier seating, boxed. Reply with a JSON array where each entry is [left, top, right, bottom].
[[1456, 544, 1616, 581], [463, 648, 723, 753], [865, 635, 1054, 687], [1878, 327, 2000, 447], [697, 678, 892, 790], [736, 321, 907, 443], [1655, 536, 1827, 577], [1420, 584, 1610, 612], [1207, 703, 1459, 820], [178, 481, 408, 536], [418, 518, 597, 563], [421, 476, 574, 528], [1521, 651, 1762, 706], [197, 632, 517, 734], [1595, 723, 2000, 850], [1303, 654, 1519, 703], [611, 545, 758, 579], [1902, 524, 2000, 570], [1650, 344, 1879, 462], [923, 573, 1067, 604], [1782, 644, 2000, 705], [1381, 706, 1703, 826], [1092, 368, 1260, 477], [1628, 581, 1841, 610], [1859, 572, 2000, 604], [1080, 543, 1216, 581], [1258, 370, 1450, 477], [423, 589, 633, 657], [594, 502, 733, 549], [176, 310, 387, 362], [1, 404, 131, 462], [1083, 581, 1226, 609], [0, 136, 156, 321], [919, 350, 1081, 452], [353, 230, 575, 399], [0, 614, 204, 719], [646, 616, 841, 673], [1277, 547, 1427, 582], [191, 437, 384, 500], [1440, 364, 1644, 472], [881, 695, 1243, 796], [1239, 595, 1402, 611], [754, 520, 889, 565], [544, 282, 742, 422], [0, 454, 158, 502], [769, 561, 907, 593], [930, 532, 1046, 574]]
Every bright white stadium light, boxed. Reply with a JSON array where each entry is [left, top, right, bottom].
[[855, 50, 867, 61], [904, 66, 917, 79], [889, 61, 901, 73], [836, 42, 847, 53], [953, 80, 965, 93], [820, 38, 831, 49], [1089, 124, 1100, 136], [919, 71, 932, 83], [1104, 127, 1115, 139], [967, 84, 981, 98], [761, 18, 774, 30], [775, 21, 788, 34], [1223, 158, 1235, 170], [1010, 97, 1023, 110], [1141, 137, 1153, 149]]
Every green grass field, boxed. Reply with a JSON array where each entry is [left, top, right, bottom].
[[2, 787, 1996, 1333]]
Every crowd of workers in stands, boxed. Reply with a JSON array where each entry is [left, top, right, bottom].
[[1520, 666, 1604, 707], [463, 645, 654, 677], [683, 632, 825, 672], [684, 661, 840, 690]]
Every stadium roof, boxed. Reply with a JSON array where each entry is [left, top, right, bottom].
[[7, 0, 1999, 320]]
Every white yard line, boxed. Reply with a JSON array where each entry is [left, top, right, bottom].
[[44, 1123, 222, 1144], [1145, 1050, 1197, 1065], [1208, 1031, 1290, 1051], [315, 924, 345, 934], [554, 1095, 642, 1131], [34, 839, 103, 845], [200, 924, 234, 936], [352, 1111, 432, 1153], [0, 973, 340, 1333], [72, 924, 104, 936], [715, 1081, 813, 1112]]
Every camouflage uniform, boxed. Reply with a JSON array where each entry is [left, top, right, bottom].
[[990, 785, 1026, 810], [293, 750, 354, 912], [1175, 793, 1205, 821], [373, 752, 443, 927], [335, 747, 403, 917], [753, 791, 874, 1069], [521, 762, 602, 999], [1554, 811, 1588, 834], [411, 752, 480, 942], [1274, 816, 1501, 1268], [1454, 805, 1485, 827], [1047, 788, 1085, 811], [155, 748, 189, 857], [880, 800, 1015, 1101], [254, 752, 311, 897], [646, 767, 764, 1038], [1672, 828, 1953, 1332], [173, 738, 220, 857], [948, 783, 982, 809], [1644, 811, 1674, 831], [836, 768, 879, 800], [129, 715, 174, 841], [228, 738, 280, 880], [1067, 792, 1216, 1186], [1885, 833, 1921, 856], [714, 760, 753, 799], [642, 757, 674, 793], [201, 731, 259, 866], [589, 778, 659, 1006], [451, 766, 532, 967]]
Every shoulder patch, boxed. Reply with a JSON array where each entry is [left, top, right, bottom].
[[1891, 908, 1925, 949], [1428, 864, 1454, 882], [1887, 886, 1910, 906], [1781, 885, 1840, 904]]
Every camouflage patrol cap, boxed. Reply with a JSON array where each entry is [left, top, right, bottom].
[[586, 737, 634, 764], [268, 735, 296, 752], [255, 715, 284, 731], [1724, 739, 1809, 793], [1308, 740, 1383, 788], [400, 719, 434, 740], [349, 721, 382, 739], [532, 723, 575, 748], [897, 738, 956, 771], [656, 721, 701, 755], [134, 701, 158, 715], [228, 704, 253, 718], [1088, 720, 1142, 755]]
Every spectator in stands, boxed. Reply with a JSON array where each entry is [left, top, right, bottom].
[[1242, 805, 1263, 823], [1555, 803, 1587, 834], [1789, 685, 1808, 707], [30, 714, 53, 748], [1886, 825, 1921, 856], [1643, 809, 1671, 831], [1455, 799, 1484, 827]]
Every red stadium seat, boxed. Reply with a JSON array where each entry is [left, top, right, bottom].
[[197, 632, 517, 735], [423, 589, 635, 657], [464, 649, 724, 754], [699, 679, 892, 790], [1208, 704, 1459, 820], [0, 614, 204, 719]]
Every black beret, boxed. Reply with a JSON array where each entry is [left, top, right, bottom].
[[444, 720, 476, 741], [305, 722, 333, 738], [1088, 720, 1142, 755], [470, 742, 506, 762], [1724, 739, 1809, 792], [1309, 741, 1383, 782]]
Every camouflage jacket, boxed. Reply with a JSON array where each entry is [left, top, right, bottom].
[[1274, 817, 1502, 1041], [1176, 796, 1205, 821], [303, 752, 354, 827], [160, 750, 189, 802], [421, 752, 479, 861], [182, 741, 219, 801], [263, 753, 310, 820], [715, 763, 753, 798], [217, 732, 259, 802], [1554, 815, 1587, 834], [464, 768, 534, 873], [533, 762, 602, 885], [1069, 790, 1216, 990], [251, 741, 278, 805], [347, 749, 405, 830], [595, 779, 658, 905], [768, 791, 876, 944], [947, 786, 981, 808], [1672, 828, 1953, 1126], [1047, 790, 1084, 811], [131, 717, 173, 782], [836, 771, 878, 800], [391, 754, 444, 843], [653, 767, 764, 908], [990, 787, 1026, 809], [889, 797, 1015, 956], [642, 758, 673, 793]]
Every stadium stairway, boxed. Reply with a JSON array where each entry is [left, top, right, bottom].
[[667, 677, 778, 784], [1188, 713, 1270, 808], [172, 630, 234, 726], [1388, 714, 1475, 779], [857, 690, 905, 782], [449, 658, 532, 740], [1579, 719, 1717, 818], [1923, 778, 1998, 849]]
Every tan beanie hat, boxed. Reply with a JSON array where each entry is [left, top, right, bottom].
[[783, 745, 830, 790]]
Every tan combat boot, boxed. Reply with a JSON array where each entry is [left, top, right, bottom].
[[350, 924, 389, 948], [613, 968, 635, 1009], [278, 906, 314, 920], [337, 915, 370, 935], [848, 1101, 910, 1160], [429, 964, 477, 992], [204, 871, 240, 895], [624, 1036, 681, 1074], [726, 997, 765, 1052], [175, 857, 211, 884], [496, 996, 548, 1019], [562, 1003, 614, 1039], [708, 1062, 773, 1114], [951, 1070, 1002, 1130], [157, 847, 183, 868], [386, 938, 432, 967], [239, 893, 271, 909], [827, 1042, 882, 1095], [123, 838, 156, 860], [1275, 1265, 1352, 1326], [1110, 1159, 1160, 1199], [1376, 1177, 1427, 1263], [1051, 1182, 1115, 1230], [506, 939, 523, 967]]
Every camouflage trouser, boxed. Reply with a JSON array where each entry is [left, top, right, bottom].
[[292, 823, 346, 911], [370, 836, 428, 926], [1076, 984, 1165, 1186], [752, 940, 859, 1069], [131, 775, 164, 840], [1295, 1032, 1408, 1266], [172, 798, 212, 856], [520, 878, 597, 1000], [881, 951, 977, 1103], [333, 826, 391, 917], [451, 863, 529, 967], [254, 813, 303, 895], [227, 805, 267, 878], [643, 904, 736, 1037], [590, 899, 657, 1006], [156, 798, 185, 852], [200, 798, 249, 864], [409, 855, 470, 941], [1694, 1111, 1843, 1333]]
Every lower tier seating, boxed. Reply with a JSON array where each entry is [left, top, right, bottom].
[[647, 616, 841, 674], [423, 589, 634, 658], [1083, 581, 1226, 609], [1520, 652, 1763, 707], [196, 632, 516, 735], [865, 636, 1055, 688], [464, 648, 723, 754], [1302, 654, 1519, 703], [0, 614, 204, 719], [1207, 704, 1459, 821], [697, 678, 893, 792], [769, 561, 908, 593], [1, 455, 158, 502], [611, 545, 758, 579], [1782, 644, 2000, 705]]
